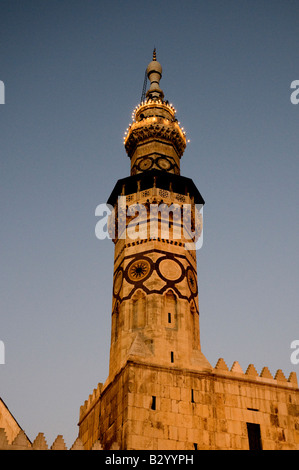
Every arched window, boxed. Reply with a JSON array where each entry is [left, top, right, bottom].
[[132, 290, 146, 329], [164, 290, 177, 328]]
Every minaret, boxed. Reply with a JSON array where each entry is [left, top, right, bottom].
[[107, 50, 211, 381], [79, 51, 211, 450]]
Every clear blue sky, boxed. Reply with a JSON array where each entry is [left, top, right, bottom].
[[0, 0, 298, 447]]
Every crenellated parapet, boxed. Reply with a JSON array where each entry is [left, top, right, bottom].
[[214, 358, 298, 388], [79, 382, 103, 422], [0, 427, 102, 450]]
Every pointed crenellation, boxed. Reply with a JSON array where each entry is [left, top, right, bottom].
[[288, 371, 298, 386], [50, 435, 67, 450], [79, 382, 103, 421], [70, 437, 84, 450], [260, 366, 273, 379], [32, 432, 48, 450], [11, 429, 31, 449], [230, 361, 243, 374], [274, 369, 287, 382], [0, 429, 103, 450], [215, 358, 229, 371], [245, 364, 259, 377], [213, 359, 298, 388]]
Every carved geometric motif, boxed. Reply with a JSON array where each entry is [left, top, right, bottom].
[[186, 266, 198, 296], [125, 256, 154, 284], [132, 155, 178, 174], [114, 249, 199, 313], [156, 257, 184, 282], [113, 268, 123, 296]]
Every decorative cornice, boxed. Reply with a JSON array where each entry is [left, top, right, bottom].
[[124, 118, 186, 158]]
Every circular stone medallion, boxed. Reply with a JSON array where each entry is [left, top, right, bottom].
[[186, 267, 198, 295], [157, 157, 172, 170], [138, 157, 152, 171], [126, 257, 152, 283], [159, 258, 182, 280]]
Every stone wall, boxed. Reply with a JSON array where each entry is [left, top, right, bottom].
[[78, 359, 299, 450]]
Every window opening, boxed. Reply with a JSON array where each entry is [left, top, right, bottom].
[[151, 396, 156, 410]]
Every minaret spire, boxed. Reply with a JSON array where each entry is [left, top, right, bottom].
[[124, 49, 188, 176], [146, 48, 164, 100], [107, 52, 208, 386]]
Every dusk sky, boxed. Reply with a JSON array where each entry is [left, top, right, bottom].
[[1, 0, 298, 447]]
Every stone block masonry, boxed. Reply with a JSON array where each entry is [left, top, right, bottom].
[[78, 359, 299, 450]]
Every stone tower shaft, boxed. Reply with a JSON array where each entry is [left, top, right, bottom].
[[106, 51, 211, 385]]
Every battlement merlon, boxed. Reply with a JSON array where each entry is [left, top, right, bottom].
[[79, 382, 103, 422], [0, 428, 99, 450], [214, 358, 298, 388]]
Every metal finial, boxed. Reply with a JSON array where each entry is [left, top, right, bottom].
[[146, 48, 164, 100]]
